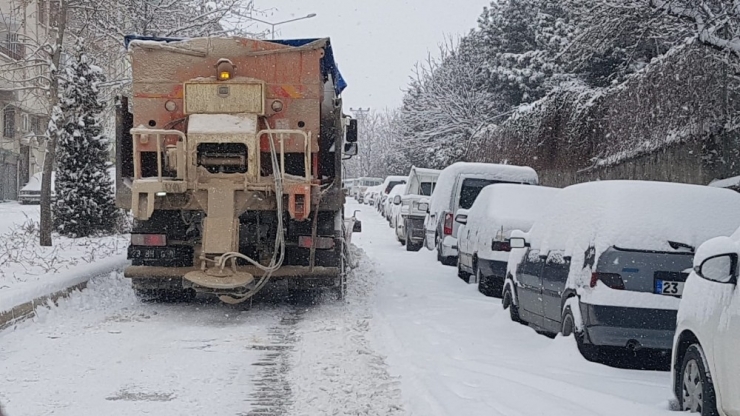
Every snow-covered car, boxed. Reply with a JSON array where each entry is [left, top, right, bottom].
[[352, 177, 383, 203], [364, 185, 383, 206], [672, 226, 740, 415], [18, 167, 116, 204], [455, 184, 560, 297], [384, 183, 406, 230], [18, 172, 55, 204], [378, 175, 407, 216], [383, 183, 406, 222], [394, 167, 441, 251], [504, 181, 740, 362], [424, 162, 538, 266]]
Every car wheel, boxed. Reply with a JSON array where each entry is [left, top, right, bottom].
[[457, 258, 470, 282], [680, 344, 719, 415], [502, 284, 525, 324], [561, 303, 601, 361]]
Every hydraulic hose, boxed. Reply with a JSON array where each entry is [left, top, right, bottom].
[[214, 119, 287, 302]]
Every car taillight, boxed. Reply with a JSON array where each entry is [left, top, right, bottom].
[[443, 213, 453, 235], [590, 272, 624, 290], [131, 234, 167, 246], [492, 240, 511, 252]]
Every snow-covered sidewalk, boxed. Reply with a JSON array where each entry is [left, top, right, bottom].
[[352, 200, 675, 416], [0, 202, 128, 304]]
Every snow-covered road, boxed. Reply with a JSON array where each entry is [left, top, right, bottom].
[[1, 199, 677, 416]]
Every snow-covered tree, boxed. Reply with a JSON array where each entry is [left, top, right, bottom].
[[52, 39, 118, 237]]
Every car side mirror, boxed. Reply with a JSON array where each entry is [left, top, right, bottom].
[[695, 253, 737, 284], [344, 142, 358, 156], [455, 213, 468, 225], [393, 195, 402, 205], [346, 119, 358, 143], [510, 237, 527, 249]]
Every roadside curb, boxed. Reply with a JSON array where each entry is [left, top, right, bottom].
[[0, 255, 129, 330]]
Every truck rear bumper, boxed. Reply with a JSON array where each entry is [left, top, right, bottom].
[[125, 265, 340, 280]]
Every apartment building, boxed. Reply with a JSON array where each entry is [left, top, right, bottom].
[[0, 0, 52, 200]]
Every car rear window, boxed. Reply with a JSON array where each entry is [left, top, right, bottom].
[[386, 181, 406, 194], [459, 179, 529, 209], [419, 182, 435, 196]]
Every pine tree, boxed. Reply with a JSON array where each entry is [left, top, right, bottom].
[[53, 38, 118, 238]]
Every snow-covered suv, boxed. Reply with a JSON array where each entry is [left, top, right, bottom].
[[672, 227, 740, 415]]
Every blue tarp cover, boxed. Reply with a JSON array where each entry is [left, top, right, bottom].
[[124, 35, 346, 95]]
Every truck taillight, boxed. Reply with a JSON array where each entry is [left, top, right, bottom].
[[443, 213, 453, 236], [590, 272, 624, 290], [492, 240, 511, 252], [131, 234, 167, 246], [298, 236, 335, 249]]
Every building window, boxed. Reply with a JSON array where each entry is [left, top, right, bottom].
[[2, 32, 23, 60], [31, 116, 41, 135], [38, 0, 47, 26], [21, 113, 29, 132], [4, 107, 15, 138]]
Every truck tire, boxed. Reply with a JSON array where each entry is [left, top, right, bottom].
[[406, 239, 423, 252]]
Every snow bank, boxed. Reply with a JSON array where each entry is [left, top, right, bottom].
[[464, 184, 560, 260], [0, 254, 128, 316]]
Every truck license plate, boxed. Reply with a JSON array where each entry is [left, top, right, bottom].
[[130, 247, 177, 260], [655, 280, 684, 296]]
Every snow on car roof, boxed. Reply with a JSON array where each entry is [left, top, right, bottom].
[[468, 184, 560, 234], [429, 162, 538, 216], [388, 183, 406, 197], [529, 180, 740, 256]]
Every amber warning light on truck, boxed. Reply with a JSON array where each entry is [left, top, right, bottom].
[[216, 59, 235, 81]]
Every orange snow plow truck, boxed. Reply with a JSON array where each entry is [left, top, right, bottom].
[[115, 36, 360, 304]]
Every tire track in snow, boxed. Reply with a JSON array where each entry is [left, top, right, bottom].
[[245, 306, 303, 416]]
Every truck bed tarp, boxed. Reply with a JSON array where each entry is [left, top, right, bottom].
[[124, 35, 347, 96]]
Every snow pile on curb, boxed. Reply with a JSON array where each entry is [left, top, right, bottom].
[[287, 245, 405, 415], [0, 253, 128, 316]]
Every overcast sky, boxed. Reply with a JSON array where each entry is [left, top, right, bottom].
[[252, 0, 489, 113]]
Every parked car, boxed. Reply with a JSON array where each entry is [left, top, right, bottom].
[[424, 162, 538, 266], [364, 185, 383, 206], [378, 175, 407, 217], [18, 167, 116, 204], [672, 226, 740, 415], [455, 184, 560, 297], [394, 167, 441, 251], [385, 183, 406, 230], [18, 171, 55, 204], [503, 181, 740, 363], [352, 177, 383, 203]]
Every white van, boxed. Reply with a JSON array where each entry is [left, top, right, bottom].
[[392, 166, 441, 251], [424, 162, 538, 266]]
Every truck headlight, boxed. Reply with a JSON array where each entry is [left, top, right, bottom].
[[417, 202, 429, 212]]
